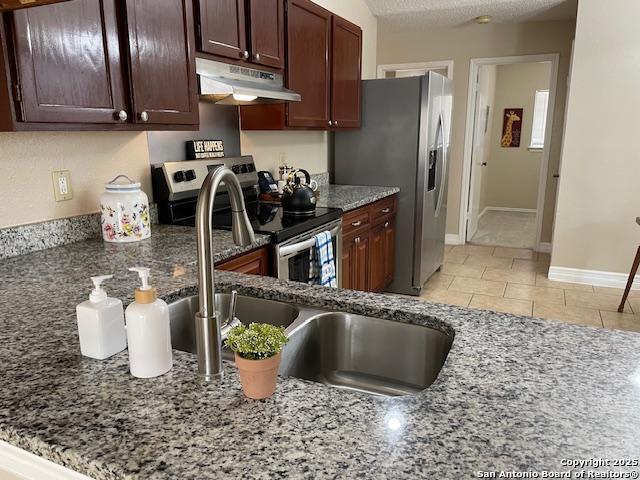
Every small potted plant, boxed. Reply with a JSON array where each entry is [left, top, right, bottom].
[[225, 323, 288, 399]]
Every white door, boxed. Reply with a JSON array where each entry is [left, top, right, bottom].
[[466, 65, 495, 240]]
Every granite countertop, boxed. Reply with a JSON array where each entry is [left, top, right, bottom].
[[316, 184, 399, 211], [1, 225, 640, 479]]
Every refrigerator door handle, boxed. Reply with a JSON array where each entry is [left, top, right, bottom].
[[434, 114, 447, 218]]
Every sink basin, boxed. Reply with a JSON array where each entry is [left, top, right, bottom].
[[281, 312, 452, 396], [167, 293, 451, 396], [169, 294, 299, 359]]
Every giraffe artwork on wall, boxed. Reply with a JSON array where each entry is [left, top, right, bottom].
[[500, 108, 523, 147]]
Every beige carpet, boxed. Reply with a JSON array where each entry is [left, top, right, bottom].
[[470, 210, 536, 249]]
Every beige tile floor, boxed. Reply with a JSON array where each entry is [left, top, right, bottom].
[[416, 244, 640, 333]]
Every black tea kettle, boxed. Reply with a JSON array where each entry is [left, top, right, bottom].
[[282, 169, 318, 215]]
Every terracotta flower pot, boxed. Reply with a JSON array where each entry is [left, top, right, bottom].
[[234, 352, 282, 399]]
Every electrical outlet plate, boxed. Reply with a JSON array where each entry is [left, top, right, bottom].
[[52, 170, 73, 201]]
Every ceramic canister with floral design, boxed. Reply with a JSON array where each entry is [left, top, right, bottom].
[[100, 175, 151, 243]]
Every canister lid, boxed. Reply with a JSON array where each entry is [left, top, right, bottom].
[[105, 174, 141, 191]]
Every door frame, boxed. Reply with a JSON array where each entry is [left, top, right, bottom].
[[377, 60, 454, 80], [459, 53, 560, 251]]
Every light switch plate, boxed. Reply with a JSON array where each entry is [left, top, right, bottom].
[[52, 170, 73, 201]]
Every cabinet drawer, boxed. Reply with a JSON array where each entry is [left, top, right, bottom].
[[343, 207, 370, 235], [370, 195, 397, 223]]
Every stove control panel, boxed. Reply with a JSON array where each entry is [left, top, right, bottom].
[[155, 156, 258, 201]]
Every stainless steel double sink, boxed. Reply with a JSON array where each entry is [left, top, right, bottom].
[[169, 293, 452, 397]]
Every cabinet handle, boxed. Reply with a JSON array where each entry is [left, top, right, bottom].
[[116, 110, 128, 122], [354, 236, 360, 244], [240, 50, 249, 60], [139, 111, 149, 122], [384, 221, 389, 228], [334, 120, 339, 126], [254, 53, 261, 62], [381, 208, 390, 213], [328, 120, 333, 126], [351, 220, 362, 227]]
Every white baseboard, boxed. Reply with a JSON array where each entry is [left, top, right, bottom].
[[548, 266, 640, 290], [445, 233, 464, 245], [537, 242, 552, 253], [485, 206, 537, 214], [478, 207, 489, 219]]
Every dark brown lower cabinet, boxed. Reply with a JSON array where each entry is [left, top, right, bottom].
[[341, 195, 397, 292], [342, 231, 369, 291], [216, 247, 271, 276]]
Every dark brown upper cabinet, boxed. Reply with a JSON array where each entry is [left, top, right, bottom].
[[239, 0, 362, 131], [330, 15, 362, 129], [286, 0, 331, 128], [125, 0, 199, 125], [197, 0, 246, 61], [248, 0, 285, 69], [195, 0, 284, 70], [10, 0, 126, 124], [0, 0, 199, 131]]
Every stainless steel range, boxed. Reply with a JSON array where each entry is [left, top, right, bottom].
[[152, 156, 342, 285]]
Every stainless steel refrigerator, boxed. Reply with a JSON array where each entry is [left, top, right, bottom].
[[334, 72, 453, 295]]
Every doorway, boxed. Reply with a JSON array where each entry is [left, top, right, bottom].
[[460, 54, 559, 251], [377, 60, 454, 80]]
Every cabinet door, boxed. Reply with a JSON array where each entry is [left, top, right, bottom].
[[216, 248, 270, 276], [12, 0, 127, 124], [125, 0, 198, 125], [353, 232, 369, 292], [286, 0, 331, 128], [330, 16, 361, 128], [341, 238, 353, 290], [248, 0, 284, 69], [383, 220, 395, 287], [368, 224, 386, 293], [197, 0, 247, 61]]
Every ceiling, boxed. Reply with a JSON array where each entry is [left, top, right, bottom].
[[366, 0, 578, 30]]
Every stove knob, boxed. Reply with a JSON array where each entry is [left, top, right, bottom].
[[231, 165, 241, 174], [238, 164, 248, 174], [245, 163, 256, 172], [173, 170, 186, 183], [185, 169, 196, 181]]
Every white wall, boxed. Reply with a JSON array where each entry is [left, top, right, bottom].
[[241, 0, 378, 175], [0, 132, 150, 228], [551, 0, 640, 275]]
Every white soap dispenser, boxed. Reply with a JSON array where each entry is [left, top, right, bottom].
[[125, 267, 172, 378], [76, 275, 127, 360]]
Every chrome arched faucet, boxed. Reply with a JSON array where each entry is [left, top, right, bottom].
[[195, 166, 255, 381]]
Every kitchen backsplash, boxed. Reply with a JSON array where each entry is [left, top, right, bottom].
[[0, 205, 158, 260]]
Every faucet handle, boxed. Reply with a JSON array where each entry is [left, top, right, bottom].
[[221, 291, 241, 339], [228, 290, 238, 325]]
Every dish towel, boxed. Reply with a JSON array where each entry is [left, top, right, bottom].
[[309, 231, 337, 288]]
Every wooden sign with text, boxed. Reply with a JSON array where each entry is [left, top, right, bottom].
[[186, 140, 225, 160]]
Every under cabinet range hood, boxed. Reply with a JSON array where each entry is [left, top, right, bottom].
[[196, 58, 301, 105]]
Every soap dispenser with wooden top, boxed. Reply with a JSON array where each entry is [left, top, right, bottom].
[[125, 267, 172, 378]]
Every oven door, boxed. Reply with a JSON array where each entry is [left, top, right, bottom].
[[275, 220, 342, 287]]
